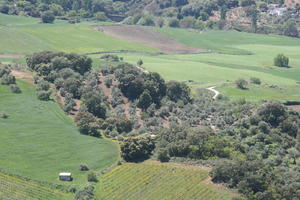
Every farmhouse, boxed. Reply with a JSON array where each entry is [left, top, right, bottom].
[[59, 172, 72, 181]]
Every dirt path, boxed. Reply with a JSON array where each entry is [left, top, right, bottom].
[[0, 54, 25, 59], [207, 86, 220, 100], [95, 25, 205, 54]]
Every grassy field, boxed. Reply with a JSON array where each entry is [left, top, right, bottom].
[[106, 28, 300, 101], [95, 161, 239, 200], [0, 14, 159, 54], [0, 171, 72, 200], [0, 80, 119, 185]]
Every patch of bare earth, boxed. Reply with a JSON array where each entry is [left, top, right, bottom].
[[95, 25, 205, 54], [288, 105, 300, 111], [11, 70, 33, 83], [0, 54, 25, 59]]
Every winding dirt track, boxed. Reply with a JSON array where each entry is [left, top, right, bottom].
[[207, 86, 220, 100], [95, 25, 205, 54]]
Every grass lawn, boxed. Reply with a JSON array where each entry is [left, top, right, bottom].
[[95, 161, 239, 200], [0, 80, 119, 186]]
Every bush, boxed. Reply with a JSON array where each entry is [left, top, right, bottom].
[[10, 84, 21, 93], [250, 77, 261, 85], [0, 4, 9, 14], [79, 163, 89, 171], [41, 11, 55, 23], [0, 65, 11, 78], [0, 112, 8, 119], [87, 172, 98, 182], [37, 90, 51, 101], [274, 54, 289, 68], [235, 79, 248, 89], [168, 18, 179, 27], [37, 80, 50, 91], [1, 74, 16, 85], [75, 185, 94, 200]]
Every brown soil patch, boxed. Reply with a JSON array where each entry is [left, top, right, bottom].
[[11, 70, 33, 83], [95, 25, 205, 54], [0, 54, 25, 59], [287, 105, 300, 111]]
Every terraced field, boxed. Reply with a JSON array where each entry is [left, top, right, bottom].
[[95, 161, 238, 200], [0, 172, 72, 200]]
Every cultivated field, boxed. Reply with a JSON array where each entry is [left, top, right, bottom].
[[0, 14, 158, 54], [0, 171, 72, 200], [0, 80, 119, 185], [97, 25, 203, 54], [95, 161, 239, 200]]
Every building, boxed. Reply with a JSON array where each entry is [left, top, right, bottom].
[[269, 7, 287, 16], [59, 172, 72, 181]]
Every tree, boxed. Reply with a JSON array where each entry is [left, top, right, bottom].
[[87, 172, 98, 182], [10, 84, 21, 93], [41, 11, 55, 23], [137, 90, 152, 110], [235, 78, 248, 89], [75, 111, 102, 137], [37, 90, 51, 101], [283, 20, 299, 38], [0, 4, 9, 14], [166, 81, 191, 104], [220, 6, 227, 20], [75, 185, 95, 200], [250, 77, 261, 84], [1, 74, 16, 85], [121, 137, 155, 162], [137, 59, 143, 66], [258, 101, 287, 127], [156, 18, 164, 28], [79, 163, 89, 171], [246, 7, 258, 32], [274, 54, 289, 68], [168, 18, 179, 27]]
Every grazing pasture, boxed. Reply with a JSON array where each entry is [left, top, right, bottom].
[[0, 171, 72, 200], [0, 80, 119, 185], [95, 161, 239, 200]]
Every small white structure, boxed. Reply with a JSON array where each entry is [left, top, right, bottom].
[[59, 172, 72, 181], [269, 8, 287, 16]]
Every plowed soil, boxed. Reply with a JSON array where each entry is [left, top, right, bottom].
[[95, 25, 205, 54]]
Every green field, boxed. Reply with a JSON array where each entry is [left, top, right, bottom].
[[0, 171, 72, 200], [0, 14, 158, 54], [95, 161, 238, 200], [0, 80, 119, 185], [109, 28, 300, 101]]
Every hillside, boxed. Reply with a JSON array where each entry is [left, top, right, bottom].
[[95, 161, 239, 200], [0, 78, 119, 185]]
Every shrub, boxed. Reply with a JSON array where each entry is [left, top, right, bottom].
[[250, 77, 261, 85], [37, 90, 51, 101], [10, 84, 21, 93], [157, 149, 170, 162], [1, 74, 16, 85], [75, 112, 102, 137], [37, 80, 50, 91], [75, 185, 94, 200], [0, 65, 11, 78], [79, 163, 89, 171], [235, 78, 248, 89], [274, 54, 289, 68], [168, 18, 179, 27], [137, 59, 143, 66], [0, 4, 9, 14], [0, 112, 8, 119], [87, 172, 98, 182], [104, 77, 112, 88], [156, 18, 164, 27], [41, 11, 55, 23]]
